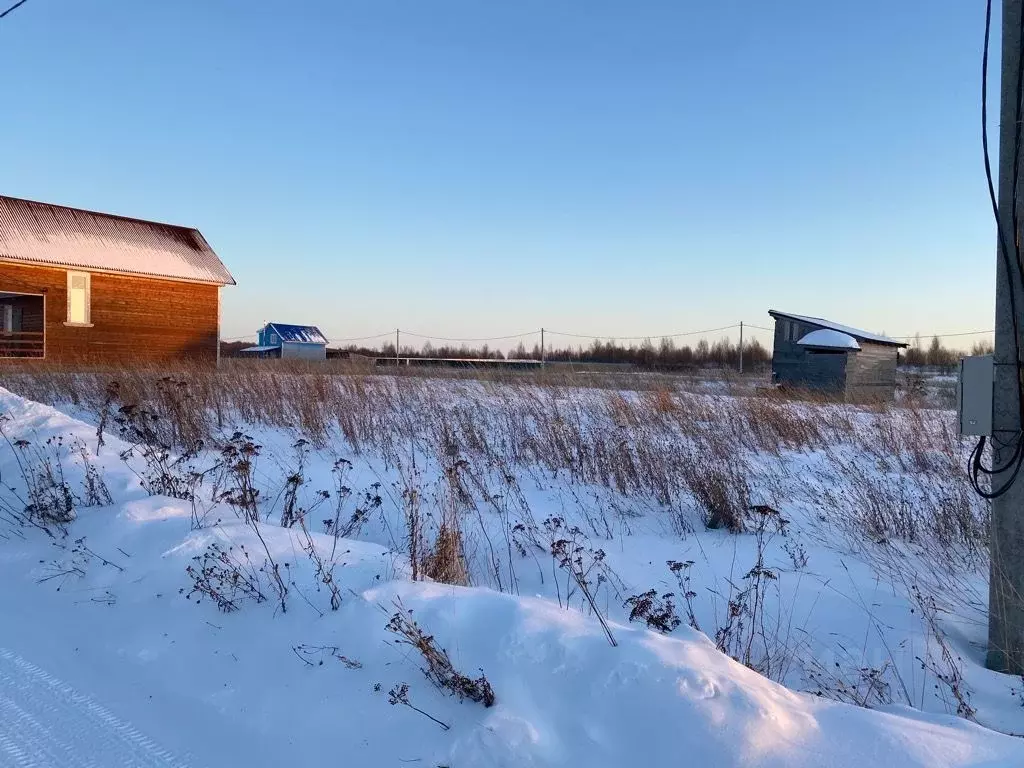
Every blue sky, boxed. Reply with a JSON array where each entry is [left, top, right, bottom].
[[0, 1, 1001, 349]]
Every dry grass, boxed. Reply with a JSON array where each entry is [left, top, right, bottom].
[[0, 359, 993, 722], [385, 598, 496, 707], [0, 363, 987, 637], [0, 361, 981, 549]]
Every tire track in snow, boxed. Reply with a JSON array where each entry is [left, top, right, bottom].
[[0, 648, 194, 768]]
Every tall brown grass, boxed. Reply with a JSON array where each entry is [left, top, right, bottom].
[[0, 360, 980, 550], [0, 359, 992, 722]]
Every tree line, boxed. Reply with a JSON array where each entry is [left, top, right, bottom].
[[222, 332, 992, 371], [332, 335, 771, 370], [900, 335, 993, 368]]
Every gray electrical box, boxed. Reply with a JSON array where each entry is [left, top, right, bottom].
[[958, 355, 994, 436]]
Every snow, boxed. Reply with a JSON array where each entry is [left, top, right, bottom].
[[797, 329, 862, 350], [0, 384, 1021, 766], [238, 345, 277, 353], [771, 310, 904, 346], [0, 195, 235, 286], [0, 648, 193, 767], [266, 323, 328, 344]]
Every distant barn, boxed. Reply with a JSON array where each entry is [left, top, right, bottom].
[[0, 195, 235, 364], [240, 323, 328, 360], [768, 310, 907, 400]]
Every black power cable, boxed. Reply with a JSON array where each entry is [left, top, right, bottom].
[[971, 435, 1024, 498], [971, 0, 1024, 498], [0, 0, 30, 20]]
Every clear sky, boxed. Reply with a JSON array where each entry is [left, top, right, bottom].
[[0, 1, 1003, 350]]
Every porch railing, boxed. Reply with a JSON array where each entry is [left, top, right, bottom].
[[0, 331, 45, 358]]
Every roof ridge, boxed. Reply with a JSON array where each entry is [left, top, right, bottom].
[[0, 195, 235, 286], [768, 309, 906, 347], [264, 322, 328, 343], [0, 194, 201, 234]]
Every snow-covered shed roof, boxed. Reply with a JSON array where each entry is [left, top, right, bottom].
[[239, 345, 277, 353], [797, 329, 861, 350], [0, 195, 235, 286], [768, 310, 907, 348], [265, 323, 328, 345]]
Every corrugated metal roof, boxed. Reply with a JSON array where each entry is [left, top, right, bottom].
[[266, 323, 328, 344], [0, 195, 235, 285], [769, 310, 907, 347]]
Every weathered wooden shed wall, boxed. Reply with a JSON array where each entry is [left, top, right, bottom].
[[770, 314, 901, 400], [844, 342, 898, 401], [0, 262, 219, 364], [772, 317, 847, 392]]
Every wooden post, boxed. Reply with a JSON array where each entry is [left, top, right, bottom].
[[739, 321, 744, 374]]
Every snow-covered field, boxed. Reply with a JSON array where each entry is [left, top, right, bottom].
[[0, 369, 1021, 767]]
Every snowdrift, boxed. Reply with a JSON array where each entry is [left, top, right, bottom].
[[0, 386, 1021, 767]]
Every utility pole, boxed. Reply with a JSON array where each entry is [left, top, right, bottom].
[[541, 327, 546, 366], [739, 321, 744, 374], [989, 0, 1024, 674], [395, 329, 400, 367]]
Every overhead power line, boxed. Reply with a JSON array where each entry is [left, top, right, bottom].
[[745, 323, 995, 340], [0, 0, 31, 19], [325, 331, 396, 343], [399, 330, 540, 343], [222, 331, 397, 344], [223, 323, 998, 346], [892, 329, 994, 340], [545, 324, 739, 341]]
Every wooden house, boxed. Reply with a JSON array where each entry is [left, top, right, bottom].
[[768, 310, 907, 401], [240, 323, 328, 360], [0, 195, 234, 364]]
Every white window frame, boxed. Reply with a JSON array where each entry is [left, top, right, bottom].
[[65, 271, 93, 327]]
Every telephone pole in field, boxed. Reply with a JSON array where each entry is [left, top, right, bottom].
[[739, 321, 744, 374], [989, 0, 1024, 674]]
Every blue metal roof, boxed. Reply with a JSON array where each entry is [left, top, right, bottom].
[[265, 323, 328, 344]]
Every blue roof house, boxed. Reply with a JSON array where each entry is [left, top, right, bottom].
[[241, 322, 328, 360]]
